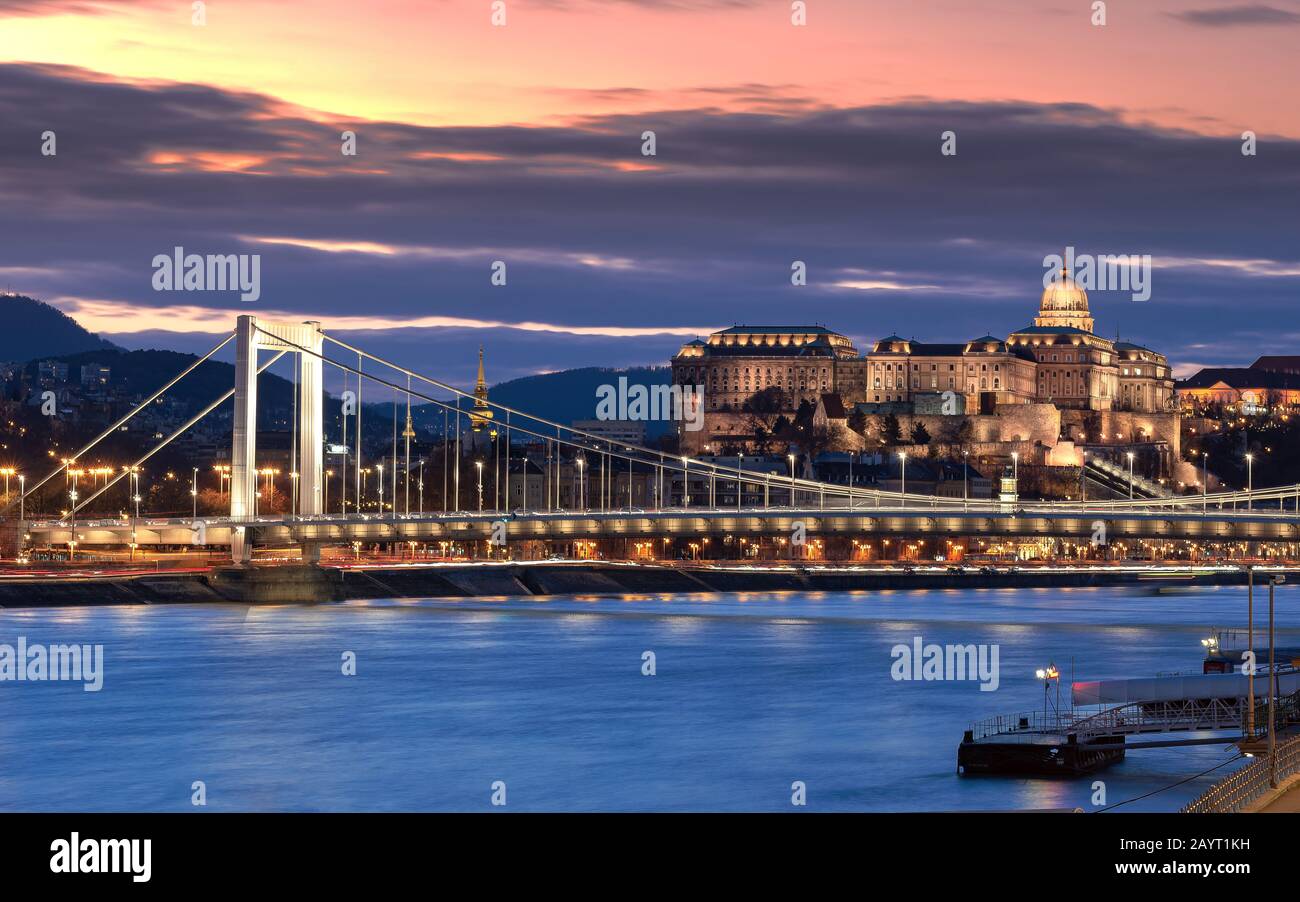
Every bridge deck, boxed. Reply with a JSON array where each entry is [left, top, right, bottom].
[[19, 502, 1300, 547]]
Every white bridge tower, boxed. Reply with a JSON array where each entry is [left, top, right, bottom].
[[232, 315, 325, 563]]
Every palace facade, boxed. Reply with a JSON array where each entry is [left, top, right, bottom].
[[671, 261, 1176, 420]]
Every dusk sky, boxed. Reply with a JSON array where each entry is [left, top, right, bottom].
[[2, 0, 1298, 388]]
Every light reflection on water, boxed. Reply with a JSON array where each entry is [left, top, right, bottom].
[[0, 584, 1294, 812]]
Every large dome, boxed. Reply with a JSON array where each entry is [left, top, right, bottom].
[[1040, 267, 1089, 313], [1033, 259, 1095, 333]]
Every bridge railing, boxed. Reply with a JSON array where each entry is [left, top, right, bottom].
[[6, 314, 1299, 526], [1181, 732, 1300, 813]]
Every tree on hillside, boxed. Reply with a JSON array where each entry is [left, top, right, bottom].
[[881, 413, 902, 446], [910, 421, 931, 445], [940, 417, 973, 447], [742, 386, 789, 454], [847, 407, 867, 435]]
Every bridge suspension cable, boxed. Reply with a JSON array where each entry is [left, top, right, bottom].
[[304, 329, 939, 508], [1, 331, 236, 517], [262, 327, 889, 510], [254, 324, 1300, 517], [68, 350, 289, 518]]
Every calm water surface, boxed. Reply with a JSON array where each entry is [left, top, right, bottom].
[[2, 583, 1295, 812]]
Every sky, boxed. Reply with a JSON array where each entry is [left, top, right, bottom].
[[1, 0, 1299, 388]]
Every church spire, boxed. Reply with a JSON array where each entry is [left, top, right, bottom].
[[470, 345, 495, 435]]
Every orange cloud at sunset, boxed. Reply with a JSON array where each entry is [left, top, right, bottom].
[[2, 0, 1298, 136]]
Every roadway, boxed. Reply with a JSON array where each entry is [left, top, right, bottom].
[[16, 498, 1300, 549]]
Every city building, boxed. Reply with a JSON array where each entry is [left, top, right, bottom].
[[80, 363, 112, 387], [671, 326, 863, 412], [571, 418, 647, 446], [1250, 356, 1300, 376], [1177, 367, 1300, 410], [672, 258, 1177, 454], [37, 360, 69, 384]]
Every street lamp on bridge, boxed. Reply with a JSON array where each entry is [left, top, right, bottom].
[[962, 450, 968, 510], [898, 451, 907, 507], [788, 453, 796, 507], [737, 453, 744, 512], [576, 456, 586, 511], [1246, 453, 1254, 511]]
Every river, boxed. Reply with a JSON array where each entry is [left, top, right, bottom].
[[2, 582, 1293, 811]]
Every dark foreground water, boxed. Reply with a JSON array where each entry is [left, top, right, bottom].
[[2, 583, 1295, 812]]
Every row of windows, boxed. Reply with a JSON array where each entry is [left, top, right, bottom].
[[872, 377, 1003, 392], [704, 366, 830, 377], [873, 362, 1001, 372]]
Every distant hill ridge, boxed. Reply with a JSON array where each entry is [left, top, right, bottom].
[[412, 365, 673, 436], [0, 294, 120, 361], [4, 293, 671, 433]]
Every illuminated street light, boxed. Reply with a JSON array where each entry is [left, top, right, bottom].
[[1246, 453, 1254, 510], [737, 452, 744, 512], [961, 450, 968, 510], [576, 456, 586, 510], [788, 453, 796, 507], [1036, 662, 1060, 724], [682, 456, 690, 508], [898, 451, 907, 507], [417, 460, 424, 516]]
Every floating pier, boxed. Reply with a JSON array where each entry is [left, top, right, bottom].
[[959, 670, 1300, 777]]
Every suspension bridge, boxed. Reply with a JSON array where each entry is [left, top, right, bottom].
[[4, 315, 1300, 563]]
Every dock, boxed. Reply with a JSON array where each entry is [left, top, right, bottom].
[[960, 670, 1300, 776]]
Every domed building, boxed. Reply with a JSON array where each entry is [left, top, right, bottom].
[[1034, 262, 1094, 332], [670, 256, 1175, 450], [862, 257, 1173, 414]]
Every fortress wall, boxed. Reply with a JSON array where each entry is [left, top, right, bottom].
[[992, 404, 1061, 445]]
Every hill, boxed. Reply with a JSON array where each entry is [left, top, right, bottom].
[[410, 365, 674, 437], [0, 294, 120, 361]]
